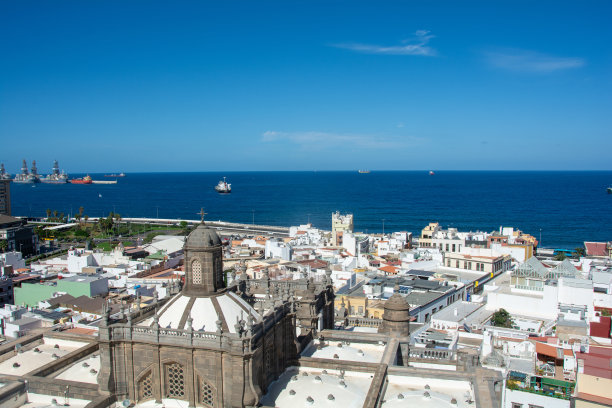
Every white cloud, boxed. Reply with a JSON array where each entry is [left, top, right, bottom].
[[261, 130, 420, 149], [332, 30, 437, 56], [485, 49, 585, 73]]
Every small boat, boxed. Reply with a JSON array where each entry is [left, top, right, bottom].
[[358, 170, 370, 174], [429, 171, 435, 175], [608, 186, 612, 194], [215, 177, 231, 194], [70, 175, 93, 184]]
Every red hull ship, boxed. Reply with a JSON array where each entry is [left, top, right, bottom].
[[70, 175, 93, 184]]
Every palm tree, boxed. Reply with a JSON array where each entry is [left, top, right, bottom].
[[53, 210, 58, 220], [574, 247, 585, 258], [46, 209, 51, 219], [79, 206, 84, 216]]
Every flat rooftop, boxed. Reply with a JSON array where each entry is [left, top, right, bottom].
[[301, 340, 385, 363], [382, 375, 474, 408], [18, 393, 91, 408], [53, 353, 100, 384], [432, 301, 482, 323], [0, 337, 87, 376], [260, 367, 373, 408]]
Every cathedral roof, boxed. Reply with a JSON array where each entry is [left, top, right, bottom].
[[152, 291, 262, 334], [185, 223, 222, 248]]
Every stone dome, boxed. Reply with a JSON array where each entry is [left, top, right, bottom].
[[185, 223, 222, 248], [384, 292, 410, 314], [152, 291, 262, 334]]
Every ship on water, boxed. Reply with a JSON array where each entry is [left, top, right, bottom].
[[0, 163, 11, 180], [13, 160, 40, 183], [358, 169, 370, 174], [41, 160, 68, 184], [215, 177, 231, 193], [104, 172, 125, 177], [70, 175, 93, 184]]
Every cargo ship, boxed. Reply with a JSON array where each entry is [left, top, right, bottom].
[[215, 177, 231, 193], [13, 160, 40, 183], [41, 160, 68, 184], [104, 172, 125, 177], [0, 163, 11, 180], [70, 175, 93, 184], [358, 170, 370, 174]]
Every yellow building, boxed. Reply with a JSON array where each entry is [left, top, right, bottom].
[[332, 211, 353, 246], [335, 294, 386, 319], [575, 372, 612, 407], [420, 222, 439, 248]]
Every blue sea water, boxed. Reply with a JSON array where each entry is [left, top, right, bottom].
[[8, 171, 612, 249]]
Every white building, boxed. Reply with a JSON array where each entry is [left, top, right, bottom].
[[485, 257, 594, 321], [265, 239, 292, 260]]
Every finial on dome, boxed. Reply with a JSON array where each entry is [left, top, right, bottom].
[[197, 207, 207, 224]]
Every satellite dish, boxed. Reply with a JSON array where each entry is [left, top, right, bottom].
[[122, 399, 131, 407]]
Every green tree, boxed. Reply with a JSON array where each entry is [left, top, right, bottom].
[[554, 252, 567, 261], [574, 247, 585, 258], [79, 206, 84, 216], [0, 240, 7, 252], [53, 210, 58, 219], [46, 208, 51, 219], [179, 221, 188, 229], [492, 308, 513, 328]]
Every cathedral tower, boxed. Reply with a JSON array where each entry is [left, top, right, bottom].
[[183, 223, 225, 296]]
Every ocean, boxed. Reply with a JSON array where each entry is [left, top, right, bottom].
[[8, 171, 612, 249]]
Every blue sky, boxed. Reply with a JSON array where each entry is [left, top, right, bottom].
[[1, 1, 611, 172]]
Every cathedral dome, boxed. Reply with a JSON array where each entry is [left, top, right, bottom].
[[185, 223, 222, 248], [152, 291, 262, 333]]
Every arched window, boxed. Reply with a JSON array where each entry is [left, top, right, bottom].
[[192, 260, 202, 285], [164, 362, 185, 399], [137, 370, 154, 401]]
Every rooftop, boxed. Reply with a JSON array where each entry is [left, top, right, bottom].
[[260, 367, 373, 408], [53, 353, 100, 384], [382, 375, 473, 408], [301, 340, 385, 363], [0, 337, 87, 376], [431, 301, 482, 323]]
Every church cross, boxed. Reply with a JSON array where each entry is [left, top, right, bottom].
[[197, 208, 207, 223]]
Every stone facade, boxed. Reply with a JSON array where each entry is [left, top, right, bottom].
[[98, 223, 335, 407]]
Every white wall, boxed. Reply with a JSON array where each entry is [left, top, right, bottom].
[[486, 286, 558, 320], [503, 386, 569, 408]]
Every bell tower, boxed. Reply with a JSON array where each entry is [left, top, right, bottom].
[[182, 210, 225, 296]]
